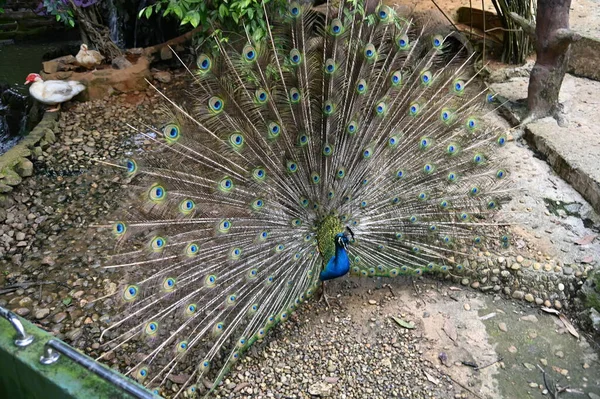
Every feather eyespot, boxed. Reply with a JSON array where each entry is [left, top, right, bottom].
[[356, 79, 367, 94], [364, 43, 377, 60], [125, 159, 137, 175], [347, 121, 358, 135], [113, 221, 126, 236], [391, 71, 402, 86], [148, 184, 166, 202], [289, 88, 300, 103], [290, 49, 301, 65], [196, 54, 211, 72], [397, 34, 409, 49], [242, 44, 257, 62], [122, 285, 139, 301], [289, 2, 301, 17], [311, 172, 321, 184], [150, 236, 166, 252], [330, 18, 344, 35], [208, 96, 224, 113]]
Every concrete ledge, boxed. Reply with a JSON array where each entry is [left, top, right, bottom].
[[0, 112, 58, 197], [491, 74, 600, 215], [569, 36, 600, 82], [524, 120, 600, 214]]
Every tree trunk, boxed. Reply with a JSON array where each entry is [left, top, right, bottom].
[[527, 0, 579, 120]]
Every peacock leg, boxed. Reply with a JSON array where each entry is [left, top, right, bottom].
[[319, 280, 331, 307], [47, 104, 61, 113]]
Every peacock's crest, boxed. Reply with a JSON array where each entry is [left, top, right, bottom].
[[98, 1, 510, 396]]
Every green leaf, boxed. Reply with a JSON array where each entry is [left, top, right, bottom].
[[145, 6, 153, 19], [218, 4, 228, 18], [56, 14, 60, 21], [247, 8, 254, 19], [189, 11, 200, 28], [62, 297, 72, 306], [68, 18, 75, 28], [173, 5, 183, 19], [391, 316, 415, 329], [231, 11, 239, 23]]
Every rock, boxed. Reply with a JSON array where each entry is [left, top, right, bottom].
[[111, 55, 133, 70], [14, 307, 30, 316], [52, 312, 68, 323], [512, 290, 525, 300], [153, 70, 172, 83], [2, 168, 22, 186], [308, 382, 332, 397], [464, 303, 471, 311], [65, 327, 82, 341], [42, 55, 77, 74], [35, 308, 50, 320], [15, 159, 34, 177], [160, 46, 173, 60], [368, 299, 377, 305], [16, 232, 25, 241], [555, 350, 564, 358], [524, 294, 534, 302], [0, 183, 12, 193], [498, 322, 507, 332], [44, 128, 56, 144]]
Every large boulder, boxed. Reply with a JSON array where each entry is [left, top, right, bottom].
[[41, 55, 151, 100]]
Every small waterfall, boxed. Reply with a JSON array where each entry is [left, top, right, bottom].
[[0, 85, 32, 155], [107, 0, 125, 48]]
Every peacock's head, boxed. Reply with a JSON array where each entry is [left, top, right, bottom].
[[24, 73, 42, 85], [334, 227, 355, 250]]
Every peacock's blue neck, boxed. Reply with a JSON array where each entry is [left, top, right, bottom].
[[319, 241, 350, 281]]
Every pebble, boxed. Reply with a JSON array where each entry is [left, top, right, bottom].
[[520, 315, 538, 323], [464, 303, 471, 311], [555, 350, 564, 358], [35, 308, 50, 320], [498, 322, 507, 332]]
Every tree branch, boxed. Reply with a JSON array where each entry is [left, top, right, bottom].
[[553, 28, 582, 45], [143, 25, 204, 57], [508, 11, 536, 37]]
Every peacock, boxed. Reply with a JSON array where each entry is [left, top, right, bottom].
[[97, 1, 511, 396]]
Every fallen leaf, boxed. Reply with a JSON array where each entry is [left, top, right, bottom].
[[581, 256, 594, 264], [443, 319, 458, 341], [448, 286, 462, 291], [479, 312, 497, 320], [575, 234, 597, 245], [391, 316, 415, 329], [423, 370, 440, 385], [559, 314, 579, 339], [541, 307, 560, 315]]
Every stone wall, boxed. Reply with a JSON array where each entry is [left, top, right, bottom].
[[0, 112, 58, 202]]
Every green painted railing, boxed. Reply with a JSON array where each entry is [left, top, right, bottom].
[[0, 306, 159, 399]]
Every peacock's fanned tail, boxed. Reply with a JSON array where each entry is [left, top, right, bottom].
[[98, 1, 510, 396]]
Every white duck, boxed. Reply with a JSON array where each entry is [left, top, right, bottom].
[[76, 44, 104, 70], [25, 73, 86, 112]]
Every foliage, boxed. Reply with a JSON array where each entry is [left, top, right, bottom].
[[35, 0, 99, 28], [0, 0, 5, 14], [139, 0, 286, 44]]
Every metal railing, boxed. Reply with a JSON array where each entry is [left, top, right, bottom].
[[0, 306, 158, 399]]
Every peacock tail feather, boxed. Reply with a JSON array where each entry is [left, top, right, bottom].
[[98, 1, 510, 396]]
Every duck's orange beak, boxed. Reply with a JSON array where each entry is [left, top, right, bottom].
[[24, 80, 31, 85]]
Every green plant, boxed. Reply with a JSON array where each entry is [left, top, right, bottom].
[[139, 0, 285, 43], [0, 0, 6, 14]]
